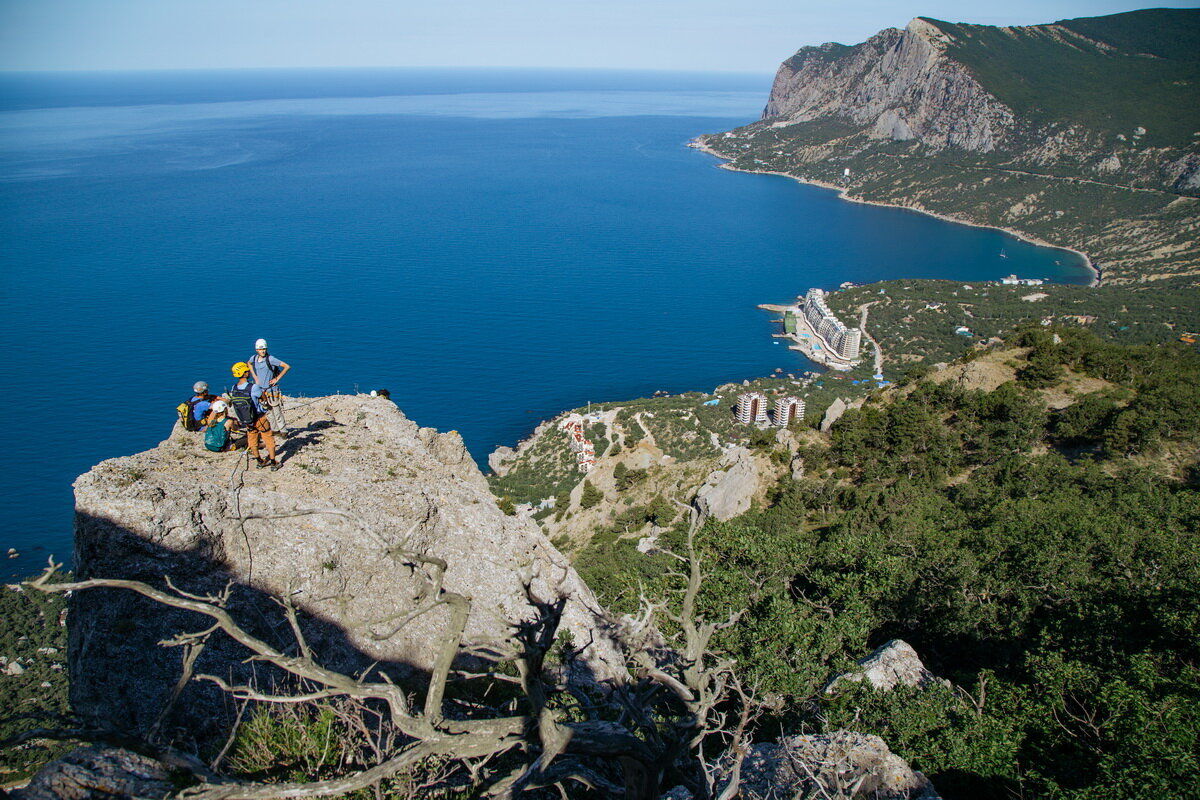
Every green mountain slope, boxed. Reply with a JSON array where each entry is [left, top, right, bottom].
[[930, 9, 1200, 144]]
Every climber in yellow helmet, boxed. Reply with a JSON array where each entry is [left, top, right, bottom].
[[228, 361, 280, 470]]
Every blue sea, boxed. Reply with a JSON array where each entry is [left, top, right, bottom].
[[0, 69, 1092, 577]]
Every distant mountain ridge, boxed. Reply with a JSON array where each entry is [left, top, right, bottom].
[[700, 8, 1200, 284]]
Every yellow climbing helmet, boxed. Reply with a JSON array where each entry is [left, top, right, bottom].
[[231, 361, 250, 378]]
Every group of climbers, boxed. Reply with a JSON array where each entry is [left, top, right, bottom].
[[177, 339, 291, 471]]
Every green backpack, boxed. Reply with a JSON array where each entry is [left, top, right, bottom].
[[204, 422, 229, 452]]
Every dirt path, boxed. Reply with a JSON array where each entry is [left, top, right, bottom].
[[633, 412, 658, 449], [859, 302, 884, 376]]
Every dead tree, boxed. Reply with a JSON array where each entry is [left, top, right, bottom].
[[24, 512, 759, 798]]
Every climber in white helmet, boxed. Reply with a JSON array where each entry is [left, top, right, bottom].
[[247, 338, 291, 438]]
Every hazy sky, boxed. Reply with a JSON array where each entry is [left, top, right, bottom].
[[2, 1, 1196, 74]]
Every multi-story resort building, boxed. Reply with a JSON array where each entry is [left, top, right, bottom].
[[801, 288, 863, 361], [736, 392, 769, 424], [560, 416, 596, 472], [773, 396, 805, 427]]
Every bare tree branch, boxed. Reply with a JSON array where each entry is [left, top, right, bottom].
[[25, 507, 765, 800]]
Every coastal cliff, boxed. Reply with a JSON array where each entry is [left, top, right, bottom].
[[700, 9, 1200, 284], [69, 394, 625, 740], [764, 19, 1014, 153]]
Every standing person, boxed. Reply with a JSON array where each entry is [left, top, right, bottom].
[[230, 362, 280, 470], [248, 338, 290, 437]]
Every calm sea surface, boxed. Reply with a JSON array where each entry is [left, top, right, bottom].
[[0, 69, 1092, 576]]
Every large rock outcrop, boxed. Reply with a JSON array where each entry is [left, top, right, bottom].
[[764, 18, 1015, 152], [825, 639, 950, 694], [693, 446, 759, 521], [70, 395, 625, 740], [733, 731, 941, 799], [13, 747, 179, 800]]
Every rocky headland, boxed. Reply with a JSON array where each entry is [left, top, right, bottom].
[[68, 394, 625, 740]]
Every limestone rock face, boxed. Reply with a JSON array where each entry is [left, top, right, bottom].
[[825, 639, 949, 694], [735, 731, 941, 799], [820, 397, 864, 433], [70, 395, 625, 740], [1165, 153, 1200, 192], [487, 445, 517, 476], [820, 397, 849, 432], [693, 446, 759, 521], [764, 19, 1015, 153]]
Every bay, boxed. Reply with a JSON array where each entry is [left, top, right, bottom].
[[0, 68, 1092, 578]]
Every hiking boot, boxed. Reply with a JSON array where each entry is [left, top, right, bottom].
[[269, 460, 283, 471], [255, 458, 269, 469]]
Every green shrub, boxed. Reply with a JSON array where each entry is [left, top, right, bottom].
[[579, 481, 604, 510]]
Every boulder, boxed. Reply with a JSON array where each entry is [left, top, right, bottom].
[[820, 398, 849, 432], [820, 397, 863, 433], [790, 455, 806, 481], [693, 447, 759, 521], [825, 639, 949, 694], [734, 731, 941, 799], [487, 445, 516, 476], [13, 747, 177, 800]]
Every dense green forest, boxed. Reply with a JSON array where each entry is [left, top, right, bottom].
[[576, 329, 1200, 799], [825, 278, 1200, 370], [0, 581, 70, 785]]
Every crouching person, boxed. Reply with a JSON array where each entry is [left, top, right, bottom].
[[230, 362, 281, 470], [177, 381, 216, 432], [202, 399, 238, 452]]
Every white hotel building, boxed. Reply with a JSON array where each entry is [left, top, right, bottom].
[[802, 288, 862, 361], [773, 396, 805, 427], [735, 392, 769, 424]]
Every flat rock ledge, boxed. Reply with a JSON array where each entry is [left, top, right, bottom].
[[70, 394, 626, 739]]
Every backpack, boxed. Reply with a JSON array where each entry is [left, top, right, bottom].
[[176, 397, 207, 432], [229, 382, 260, 428], [204, 422, 229, 452]]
